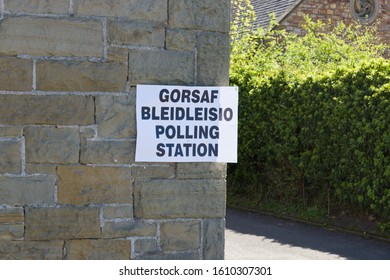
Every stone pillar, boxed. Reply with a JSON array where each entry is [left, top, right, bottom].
[[0, 0, 230, 260]]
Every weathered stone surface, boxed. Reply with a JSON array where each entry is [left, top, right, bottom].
[[108, 20, 165, 47], [203, 219, 225, 260], [0, 17, 103, 57], [0, 175, 55, 206], [160, 221, 200, 251], [25, 126, 80, 164], [0, 95, 94, 125], [26, 163, 57, 175], [57, 166, 132, 205], [0, 208, 24, 240], [25, 206, 100, 240], [0, 126, 23, 137], [136, 251, 199, 260], [0, 140, 20, 174], [134, 239, 158, 255], [102, 220, 157, 238], [0, 208, 23, 225], [107, 47, 129, 63], [0, 241, 64, 260], [96, 95, 136, 138], [177, 163, 226, 179], [80, 140, 135, 164], [0, 224, 24, 241], [132, 165, 175, 179], [4, 0, 69, 14], [166, 29, 197, 51], [73, 0, 168, 22], [103, 205, 133, 219], [128, 49, 194, 85], [0, 57, 32, 91], [134, 179, 226, 218], [65, 239, 131, 260], [80, 126, 97, 139], [36, 60, 127, 92], [169, 0, 230, 33], [196, 32, 230, 86]]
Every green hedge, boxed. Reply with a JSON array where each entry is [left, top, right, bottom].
[[229, 3, 390, 226]]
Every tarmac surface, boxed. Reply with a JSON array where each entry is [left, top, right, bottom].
[[224, 208, 390, 260]]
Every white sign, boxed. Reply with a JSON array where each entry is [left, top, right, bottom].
[[135, 85, 238, 162]]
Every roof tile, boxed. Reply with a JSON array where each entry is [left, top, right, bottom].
[[251, 0, 302, 29]]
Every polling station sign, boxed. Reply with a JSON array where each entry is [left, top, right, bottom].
[[135, 85, 238, 162]]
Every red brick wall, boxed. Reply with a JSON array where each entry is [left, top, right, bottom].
[[279, 0, 390, 43]]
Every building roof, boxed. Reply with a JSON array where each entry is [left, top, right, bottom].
[[251, 0, 302, 30]]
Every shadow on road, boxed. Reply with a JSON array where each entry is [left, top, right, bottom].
[[226, 208, 390, 260]]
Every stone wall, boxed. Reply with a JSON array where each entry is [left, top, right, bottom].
[[0, 0, 230, 260], [279, 0, 390, 44]]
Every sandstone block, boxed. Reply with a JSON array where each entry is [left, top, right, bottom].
[[0, 17, 103, 57], [196, 32, 230, 86], [203, 219, 225, 260], [57, 166, 132, 205], [79, 126, 97, 139], [0, 140, 20, 174], [134, 179, 226, 218], [160, 221, 200, 251], [103, 205, 133, 219], [25, 126, 80, 164], [26, 163, 57, 175], [0, 208, 23, 226], [0, 57, 32, 91], [102, 220, 157, 238], [132, 165, 175, 179], [0, 224, 24, 241], [73, 0, 168, 22], [128, 49, 194, 85], [25, 206, 100, 240], [169, 0, 230, 33], [36, 60, 127, 92], [0, 175, 55, 206], [80, 140, 135, 164], [4, 0, 69, 14], [0, 241, 64, 260], [166, 29, 197, 51], [177, 163, 227, 179], [0, 95, 94, 125], [65, 239, 131, 260], [134, 239, 158, 255], [108, 20, 165, 47], [136, 251, 199, 260], [107, 47, 129, 63], [96, 95, 136, 138], [0, 126, 23, 137], [0, 208, 24, 240]]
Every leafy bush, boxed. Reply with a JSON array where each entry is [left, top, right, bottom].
[[229, 0, 390, 225]]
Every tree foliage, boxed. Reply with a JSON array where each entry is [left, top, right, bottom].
[[229, 0, 390, 229]]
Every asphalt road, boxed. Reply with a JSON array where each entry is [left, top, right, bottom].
[[225, 208, 390, 260]]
